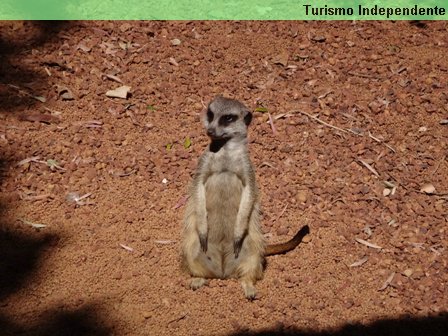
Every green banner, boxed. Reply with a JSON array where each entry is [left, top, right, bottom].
[[1, 0, 447, 20]]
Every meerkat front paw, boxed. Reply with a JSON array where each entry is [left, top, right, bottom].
[[199, 233, 208, 253], [233, 236, 244, 258]]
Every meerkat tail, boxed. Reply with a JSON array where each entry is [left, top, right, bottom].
[[264, 225, 310, 256]]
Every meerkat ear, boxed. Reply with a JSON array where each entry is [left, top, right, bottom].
[[244, 111, 253, 126]]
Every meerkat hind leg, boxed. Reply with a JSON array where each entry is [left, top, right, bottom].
[[240, 277, 257, 299], [190, 277, 208, 290], [236, 252, 263, 300]]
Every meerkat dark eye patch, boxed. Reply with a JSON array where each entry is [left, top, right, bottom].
[[244, 112, 253, 126], [206, 108, 214, 122], [219, 114, 238, 126]]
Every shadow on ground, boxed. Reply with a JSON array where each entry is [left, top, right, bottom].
[[0, 21, 73, 113], [0, 164, 112, 336], [0, 304, 112, 336], [0, 21, 113, 336], [0, 224, 56, 300], [0, 219, 111, 335], [230, 312, 448, 336], [0, 163, 112, 335]]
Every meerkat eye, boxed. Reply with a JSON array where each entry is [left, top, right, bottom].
[[219, 114, 238, 125], [206, 108, 214, 122]]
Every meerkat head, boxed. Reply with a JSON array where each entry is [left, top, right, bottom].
[[204, 96, 253, 142]]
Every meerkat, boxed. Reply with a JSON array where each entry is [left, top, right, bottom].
[[181, 96, 309, 299]]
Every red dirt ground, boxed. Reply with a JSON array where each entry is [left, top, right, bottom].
[[0, 21, 447, 336]]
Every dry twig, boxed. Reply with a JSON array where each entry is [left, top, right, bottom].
[[267, 112, 277, 135], [348, 71, 384, 80], [368, 132, 396, 153], [358, 159, 380, 177], [292, 110, 360, 136], [274, 204, 288, 223]]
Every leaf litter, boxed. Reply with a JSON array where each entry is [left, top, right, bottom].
[[355, 238, 382, 250], [349, 256, 369, 267], [19, 218, 47, 229], [120, 244, 134, 252], [378, 272, 395, 291]]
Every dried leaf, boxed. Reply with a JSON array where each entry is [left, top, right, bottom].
[[378, 272, 395, 291], [105, 74, 123, 84], [383, 181, 396, 188], [420, 183, 436, 194], [349, 256, 368, 267], [355, 238, 382, 250], [33, 95, 46, 103], [183, 136, 192, 149], [106, 85, 131, 99], [7, 84, 46, 102], [16, 156, 40, 166], [119, 244, 134, 252], [254, 107, 268, 113], [390, 185, 397, 196], [19, 218, 47, 229]]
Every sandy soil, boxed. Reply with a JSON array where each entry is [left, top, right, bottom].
[[0, 21, 447, 336]]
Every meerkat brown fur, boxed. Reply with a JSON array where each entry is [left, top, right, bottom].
[[181, 96, 309, 299]]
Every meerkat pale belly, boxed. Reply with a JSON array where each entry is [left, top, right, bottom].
[[206, 172, 242, 234], [204, 172, 242, 277]]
